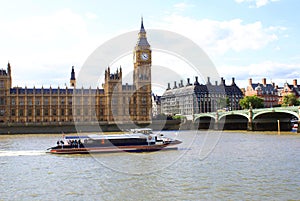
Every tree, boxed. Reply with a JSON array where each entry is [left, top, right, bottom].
[[282, 94, 299, 106], [216, 97, 229, 109], [239, 95, 264, 109]]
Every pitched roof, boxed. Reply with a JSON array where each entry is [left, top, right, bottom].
[[251, 83, 277, 95]]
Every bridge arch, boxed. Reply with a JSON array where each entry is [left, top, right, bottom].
[[219, 114, 248, 130], [253, 110, 298, 120], [253, 110, 298, 131], [194, 114, 216, 122], [219, 112, 249, 121], [194, 114, 216, 130]]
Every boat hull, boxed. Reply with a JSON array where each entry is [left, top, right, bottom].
[[47, 144, 179, 154]]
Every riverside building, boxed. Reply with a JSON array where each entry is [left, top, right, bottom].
[[0, 19, 152, 125], [245, 78, 279, 108], [161, 77, 243, 115]]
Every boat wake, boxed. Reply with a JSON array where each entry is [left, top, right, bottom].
[[0, 150, 46, 157]]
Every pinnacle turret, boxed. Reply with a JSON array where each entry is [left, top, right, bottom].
[[140, 17, 145, 33], [70, 66, 76, 87], [136, 17, 150, 49]]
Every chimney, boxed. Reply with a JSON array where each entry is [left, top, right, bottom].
[[173, 81, 177, 89], [293, 79, 297, 86], [248, 78, 252, 85], [231, 77, 235, 86], [194, 76, 200, 85], [262, 78, 266, 86], [167, 83, 170, 90], [207, 77, 211, 85], [180, 80, 183, 87], [221, 77, 225, 85], [215, 81, 218, 86], [186, 78, 191, 86]]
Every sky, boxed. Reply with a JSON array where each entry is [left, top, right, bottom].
[[0, 0, 299, 94]]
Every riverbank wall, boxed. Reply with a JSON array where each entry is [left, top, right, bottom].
[[0, 120, 182, 134], [1, 119, 298, 134]]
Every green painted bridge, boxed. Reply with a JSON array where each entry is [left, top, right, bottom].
[[194, 106, 300, 131]]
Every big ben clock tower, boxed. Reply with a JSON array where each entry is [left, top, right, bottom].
[[133, 18, 152, 123]]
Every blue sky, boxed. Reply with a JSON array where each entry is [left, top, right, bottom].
[[0, 0, 299, 93]]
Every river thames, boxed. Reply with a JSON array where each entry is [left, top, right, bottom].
[[0, 130, 300, 200]]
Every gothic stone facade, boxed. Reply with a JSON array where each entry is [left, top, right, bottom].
[[0, 19, 152, 124]]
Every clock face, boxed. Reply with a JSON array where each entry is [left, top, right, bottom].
[[141, 52, 149, 61]]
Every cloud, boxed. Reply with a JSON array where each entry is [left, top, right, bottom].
[[235, 0, 280, 8], [173, 2, 194, 12], [219, 61, 300, 88], [85, 12, 98, 20], [0, 9, 101, 87], [153, 15, 282, 56]]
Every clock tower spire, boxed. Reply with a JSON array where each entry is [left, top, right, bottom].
[[132, 18, 152, 123]]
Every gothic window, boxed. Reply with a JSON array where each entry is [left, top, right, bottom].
[[19, 98, 24, 105], [52, 98, 57, 105], [75, 97, 81, 105], [84, 97, 89, 105], [35, 98, 41, 105], [0, 98, 5, 105], [11, 109, 15, 116], [52, 109, 56, 116], [112, 98, 118, 105], [84, 109, 89, 116], [0, 81, 4, 88], [43, 97, 49, 105], [28, 98, 33, 105], [90, 97, 96, 105], [141, 107, 147, 115]]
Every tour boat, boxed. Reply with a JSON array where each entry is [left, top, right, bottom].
[[291, 123, 298, 132], [47, 129, 182, 154]]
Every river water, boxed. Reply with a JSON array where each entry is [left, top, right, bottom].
[[0, 130, 300, 201]]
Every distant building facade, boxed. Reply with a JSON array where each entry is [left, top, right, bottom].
[[151, 94, 161, 117], [245, 78, 279, 108], [161, 77, 243, 115], [0, 19, 152, 124], [282, 79, 300, 97]]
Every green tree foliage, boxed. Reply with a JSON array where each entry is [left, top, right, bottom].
[[239, 95, 264, 109], [282, 94, 299, 106], [216, 97, 230, 109]]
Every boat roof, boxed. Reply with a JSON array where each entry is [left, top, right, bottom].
[[130, 128, 153, 134], [65, 133, 150, 140]]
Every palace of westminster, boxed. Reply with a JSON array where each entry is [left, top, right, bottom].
[[0, 19, 152, 124]]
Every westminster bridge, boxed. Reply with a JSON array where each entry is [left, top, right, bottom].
[[194, 106, 300, 132]]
